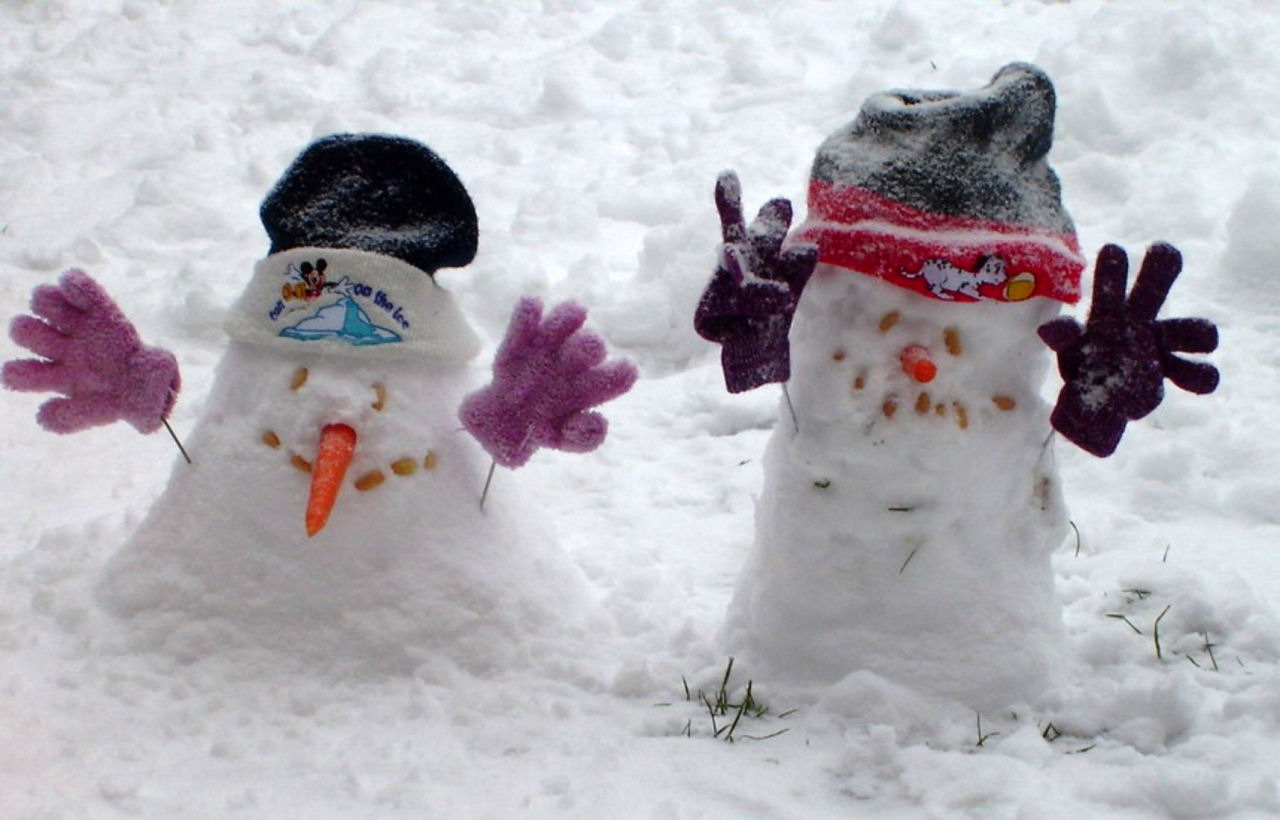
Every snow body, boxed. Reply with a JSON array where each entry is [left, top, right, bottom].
[[724, 264, 1069, 709], [98, 250, 594, 676]]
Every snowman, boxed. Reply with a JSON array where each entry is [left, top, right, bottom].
[[696, 64, 1219, 709], [5, 134, 635, 675]]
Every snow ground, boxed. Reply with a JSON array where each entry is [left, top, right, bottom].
[[3, 1, 1279, 817]]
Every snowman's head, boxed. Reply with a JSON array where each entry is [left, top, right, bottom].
[[796, 63, 1086, 307]]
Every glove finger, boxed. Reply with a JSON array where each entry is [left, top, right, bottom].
[[722, 245, 748, 285], [780, 242, 818, 293], [1127, 242, 1181, 322], [748, 198, 793, 260], [1158, 317, 1218, 353], [30, 284, 84, 333], [1037, 316, 1083, 352], [1088, 244, 1129, 322], [554, 410, 608, 454], [1, 359, 73, 394], [57, 269, 116, 314], [36, 395, 123, 434], [10, 315, 70, 360], [494, 297, 546, 369], [1050, 388, 1127, 457], [1162, 354, 1219, 395], [558, 331, 607, 373], [565, 359, 639, 410], [539, 300, 589, 349], [716, 171, 747, 245]]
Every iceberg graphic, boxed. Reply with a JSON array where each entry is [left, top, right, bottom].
[[279, 297, 402, 346]]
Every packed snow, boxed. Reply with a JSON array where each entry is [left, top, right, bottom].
[[3, 2, 1279, 818]]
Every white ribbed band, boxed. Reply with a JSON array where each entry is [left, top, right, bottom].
[[225, 247, 481, 363]]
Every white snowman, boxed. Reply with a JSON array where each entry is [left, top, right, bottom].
[[6, 135, 631, 675], [697, 64, 1219, 709]]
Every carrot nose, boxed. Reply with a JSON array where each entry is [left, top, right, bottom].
[[900, 345, 937, 383], [306, 423, 358, 537]]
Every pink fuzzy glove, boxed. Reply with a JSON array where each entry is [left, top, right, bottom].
[[460, 297, 638, 468], [3, 269, 180, 434]]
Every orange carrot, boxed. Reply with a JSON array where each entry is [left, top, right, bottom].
[[900, 344, 937, 384], [306, 423, 357, 537]]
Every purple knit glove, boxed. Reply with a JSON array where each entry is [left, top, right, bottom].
[[1038, 243, 1218, 457], [694, 171, 817, 394], [3, 270, 180, 434], [460, 297, 638, 469]]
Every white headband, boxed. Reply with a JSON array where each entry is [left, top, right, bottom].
[[225, 247, 481, 363]]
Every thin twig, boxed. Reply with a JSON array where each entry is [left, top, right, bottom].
[[723, 682, 750, 742], [1070, 520, 1081, 557], [741, 728, 791, 742], [899, 548, 918, 574], [1153, 605, 1172, 660], [1106, 613, 1143, 635], [719, 657, 735, 701], [478, 459, 497, 511], [1203, 633, 1219, 671], [701, 692, 722, 737], [975, 712, 998, 747], [162, 418, 192, 465], [781, 382, 799, 434]]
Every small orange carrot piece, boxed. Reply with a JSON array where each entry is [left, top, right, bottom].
[[901, 345, 937, 384]]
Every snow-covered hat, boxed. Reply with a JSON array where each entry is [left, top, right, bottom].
[[260, 133, 478, 276], [796, 63, 1085, 304]]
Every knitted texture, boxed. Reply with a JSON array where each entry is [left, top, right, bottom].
[[694, 171, 817, 393], [260, 134, 478, 276], [3, 270, 180, 434], [460, 297, 638, 468], [796, 63, 1084, 304], [1038, 243, 1219, 456]]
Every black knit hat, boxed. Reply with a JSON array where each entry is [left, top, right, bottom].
[[260, 134, 478, 275], [796, 63, 1085, 304]]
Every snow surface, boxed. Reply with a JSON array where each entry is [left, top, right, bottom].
[[3, 2, 1279, 817]]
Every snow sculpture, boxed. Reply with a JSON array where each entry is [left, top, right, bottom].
[[703, 64, 1219, 709], [2, 134, 633, 674]]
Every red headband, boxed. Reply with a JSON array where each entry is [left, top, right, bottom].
[[795, 181, 1085, 304]]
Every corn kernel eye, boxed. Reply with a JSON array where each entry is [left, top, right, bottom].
[[290, 368, 309, 391], [372, 384, 387, 411], [943, 328, 962, 356]]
